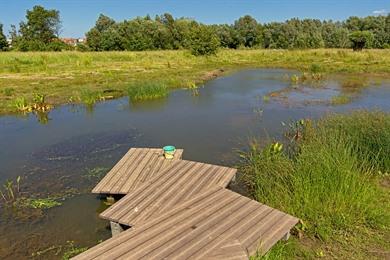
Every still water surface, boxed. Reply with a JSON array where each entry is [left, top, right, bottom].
[[0, 69, 389, 258]]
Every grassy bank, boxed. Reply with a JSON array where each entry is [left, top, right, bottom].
[[240, 111, 390, 259], [0, 49, 390, 114]]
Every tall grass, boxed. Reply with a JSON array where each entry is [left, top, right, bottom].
[[127, 82, 168, 101], [240, 111, 390, 242]]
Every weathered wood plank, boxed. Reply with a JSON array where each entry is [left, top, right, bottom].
[[73, 188, 298, 260], [100, 160, 237, 226], [92, 148, 184, 194]]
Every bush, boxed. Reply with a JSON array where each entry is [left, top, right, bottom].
[[189, 25, 220, 56], [16, 39, 47, 51], [76, 43, 90, 52], [349, 31, 374, 51], [46, 40, 70, 51]]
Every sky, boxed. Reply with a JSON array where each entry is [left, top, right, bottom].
[[0, 0, 388, 38]]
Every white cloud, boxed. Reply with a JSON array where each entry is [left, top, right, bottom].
[[372, 9, 387, 15]]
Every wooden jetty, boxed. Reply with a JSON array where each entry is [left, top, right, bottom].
[[73, 187, 298, 260], [100, 159, 237, 227], [72, 147, 298, 259], [92, 148, 183, 194]]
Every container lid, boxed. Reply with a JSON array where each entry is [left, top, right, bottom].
[[163, 145, 176, 152]]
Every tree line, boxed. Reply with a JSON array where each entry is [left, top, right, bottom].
[[1, 5, 389, 54]]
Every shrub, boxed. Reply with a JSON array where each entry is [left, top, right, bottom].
[[46, 40, 70, 51], [189, 25, 220, 56], [349, 31, 374, 51]]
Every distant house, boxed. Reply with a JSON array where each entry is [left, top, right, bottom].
[[60, 38, 86, 46]]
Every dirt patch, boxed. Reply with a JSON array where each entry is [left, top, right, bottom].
[[200, 68, 225, 81]]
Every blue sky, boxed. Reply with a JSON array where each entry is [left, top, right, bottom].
[[0, 0, 388, 38]]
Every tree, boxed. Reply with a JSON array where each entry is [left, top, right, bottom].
[[349, 31, 374, 51], [94, 14, 115, 33], [0, 23, 8, 51], [234, 15, 262, 47], [188, 24, 220, 56], [86, 14, 116, 51], [19, 5, 61, 44], [213, 24, 240, 49], [321, 21, 350, 48]]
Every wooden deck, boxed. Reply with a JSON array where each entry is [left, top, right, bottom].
[[92, 148, 183, 194], [72, 187, 299, 259], [100, 160, 237, 226]]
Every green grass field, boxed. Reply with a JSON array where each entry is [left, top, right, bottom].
[[1, 49, 390, 114]]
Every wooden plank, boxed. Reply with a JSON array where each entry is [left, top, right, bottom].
[[73, 188, 298, 260], [92, 148, 184, 194], [91, 148, 137, 193], [99, 160, 237, 226], [204, 239, 248, 259]]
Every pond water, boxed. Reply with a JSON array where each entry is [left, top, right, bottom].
[[0, 69, 389, 259]]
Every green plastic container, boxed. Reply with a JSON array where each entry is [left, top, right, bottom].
[[163, 145, 176, 159]]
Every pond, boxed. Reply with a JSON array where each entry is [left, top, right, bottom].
[[0, 69, 389, 259]]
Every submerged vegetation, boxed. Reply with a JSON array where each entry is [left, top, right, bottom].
[[240, 111, 390, 258], [0, 176, 62, 210], [31, 240, 88, 259]]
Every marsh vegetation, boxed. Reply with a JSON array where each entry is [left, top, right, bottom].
[[1, 49, 390, 114], [241, 111, 390, 258]]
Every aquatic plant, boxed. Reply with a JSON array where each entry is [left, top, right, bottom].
[[15, 197, 62, 209], [290, 74, 299, 84], [79, 89, 103, 106], [330, 94, 351, 105], [32, 93, 52, 112], [127, 82, 168, 101], [33, 93, 45, 104], [309, 63, 322, 74], [13, 97, 31, 112], [0, 176, 21, 203], [240, 111, 389, 244], [83, 167, 109, 179], [262, 95, 270, 103], [340, 78, 368, 91], [62, 241, 88, 260]]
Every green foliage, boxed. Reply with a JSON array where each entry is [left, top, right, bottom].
[[128, 82, 168, 101], [83, 167, 109, 179], [16, 197, 62, 209], [9, 5, 65, 51], [79, 89, 102, 106], [234, 15, 263, 47], [240, 112, 390, 242], [13, 97, 30, 111], [5, 11, 390, 52], [75, 43, 90, 52], [349, 31, 374, 51], [19, 5, 61, 44], [189, 24, 220, 56], [62, 241, 88, 260], [0, 23, 8, 51], [3, 87, 15, 96], [46, 40, 69, 51], [16, 39, 47, 51]]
